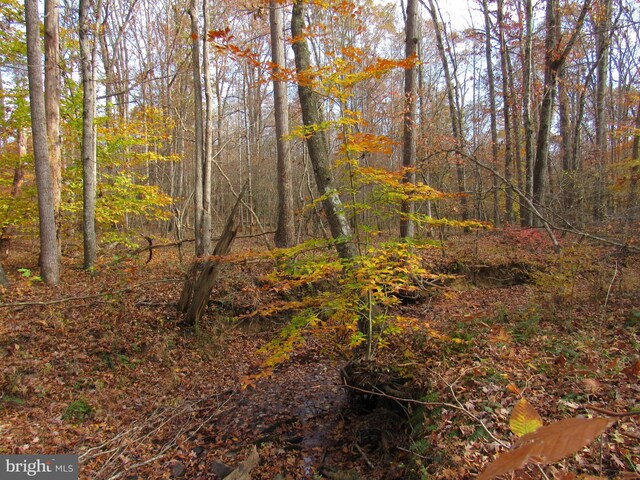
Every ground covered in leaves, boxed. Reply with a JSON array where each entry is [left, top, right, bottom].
[[1, 232, 639, 479]]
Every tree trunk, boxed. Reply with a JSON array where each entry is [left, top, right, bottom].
[[497, 0, 513, 223], [427, 0, 468, 221], [593, 0, 612, 221], [291, 0, 357, 260], [0, 261, 8, 288], [79, 0, 97, 269], [189, 0, 205, 257], [270, 0, 295, 248], [25, 0, 60, 284], [521, 0, 534, 226], [400, 0, 418, 239], [45, 0, 62, 229], [533, 0, 590, 225], [481, 0, 500, 226], [202, 0, 213, 255], [628, 102, 640, 222]]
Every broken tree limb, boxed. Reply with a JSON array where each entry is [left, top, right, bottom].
[[178, 185, 247, 327], [224, 445, 260, 480]]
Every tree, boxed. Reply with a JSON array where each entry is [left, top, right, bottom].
[[532, 0, 591, 224], [79, 0, 97, 269], [188, 0, 207, 257], [400, 0, 418, 239], [44, 0, 62, 232], [290, 0, 357, 260], [24, 0, 60, 284], [481, 0, 500, 225], [593, 0, 613, 221], [426, 0, 468, 221], [270, 0, 295, 248]]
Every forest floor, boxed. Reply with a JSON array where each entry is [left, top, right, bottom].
[[1, 231, 639, 479]]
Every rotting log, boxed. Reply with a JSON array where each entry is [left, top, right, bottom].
[[178, 186, 246, 327]]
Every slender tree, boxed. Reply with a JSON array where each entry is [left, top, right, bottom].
[[593, 0, 613, 221], [79, 0, 97, 268], [401, 0, 418, 239], [270, 0, 295, 248], [291, 0, 356, 260], [532, 0, 591, 223], [25, 0, 60, 284], [201, 0, 213, 255], [188, 0, 205, 256], [481, 0, 500, 225], [45, 0, 62, 226]]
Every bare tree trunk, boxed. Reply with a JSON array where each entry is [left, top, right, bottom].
[[25, 0, 60, 284], [270, 0, 295, 248], [497, 0, 513, 223], [79, 0, 97, 269], [400, 0, 418, 238], [481, 0, 500, 225], [558, 64, 574, 217], [291, 0, 356, 260], [0, 262, 8, 288], [593, 0, 612, 221], [628, 102, 640, 222], [533, 0, 590, 225], [427, 0, 468, 221], [188, 0, 205, 256], [202, 0, 213, 255], [521, 0, 534, 227], [45, 0, 62, 232]]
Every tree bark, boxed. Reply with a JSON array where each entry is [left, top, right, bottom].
[[189, 0, 205, 257], [270, 0, 295, 248], [291, 0, 357, 260], [481, 0, 500, 226], [79, 0, 97, 269], [427, 0, 468, 221], [400, 0, 418, 239], [201, 0, 213, 255], [45, 0, 62, 225], [25, 0, 60, 284], [593, 0, 612, 221], [520, 0, 534, 227], [532, 0, 590, 225], [628, 102, 640, 222], [497, 0, 514, 223]]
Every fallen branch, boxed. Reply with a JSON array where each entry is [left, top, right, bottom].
[[0, 278, 183, 308], [132, 231, 276, 258]]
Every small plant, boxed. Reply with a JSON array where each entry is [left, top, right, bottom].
[[17, 268, 42, 283], [63, 399, 94, 422]]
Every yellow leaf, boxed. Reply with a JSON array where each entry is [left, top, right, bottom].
[[509, 398, 543, 437]]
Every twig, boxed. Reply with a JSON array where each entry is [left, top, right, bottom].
[[585, 405, 640, 419], [0, 278, 183, 308], [600, 261, 618, 331], [354, 443, 374, 469]]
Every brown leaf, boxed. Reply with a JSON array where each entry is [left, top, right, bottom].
[[581, 378, 601, 393], [621, 359, 640, 382], [478, 417, 615, 480]]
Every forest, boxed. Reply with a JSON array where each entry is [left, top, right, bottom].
[[0, 0, 639, 477]]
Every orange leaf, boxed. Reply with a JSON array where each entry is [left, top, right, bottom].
[[478, 417, 615, 480]]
